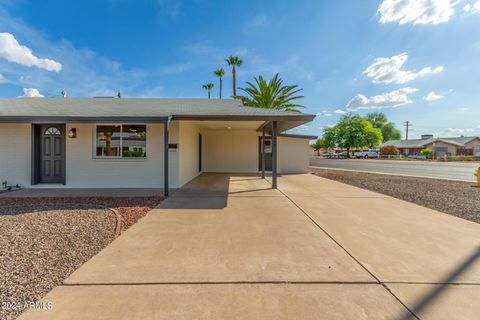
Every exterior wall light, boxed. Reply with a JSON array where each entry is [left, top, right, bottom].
[[68, 128, 77, 138]]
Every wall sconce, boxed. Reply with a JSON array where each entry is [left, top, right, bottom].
[[68, 128, 77, 138]]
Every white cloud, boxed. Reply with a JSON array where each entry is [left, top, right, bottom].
[[316, 110, 333, 117], [0, 73, 7, 83], [0, 32, 62, 72], [443, 125, 480, 136], [363, 53, 443, 84], [424, 91, 444, 101], [378, 0, 459, 25], [334, 109, 346, 114], [463, 1, 480, 13], [20, 88, 44, 97], [346, 87, 419, 111], [0, 7, 174, 98]]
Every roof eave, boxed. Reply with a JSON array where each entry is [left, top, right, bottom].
[[0, 116, 169, 123]]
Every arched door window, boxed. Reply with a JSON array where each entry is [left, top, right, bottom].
[[44, 127, 61, 135]]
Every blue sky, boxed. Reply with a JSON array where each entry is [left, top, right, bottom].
[[0, 0, 479, 138]]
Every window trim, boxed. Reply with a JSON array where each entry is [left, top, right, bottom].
[[92, 124, 147, 159]]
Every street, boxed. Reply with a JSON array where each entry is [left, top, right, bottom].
[[310, 158, 479, 182]]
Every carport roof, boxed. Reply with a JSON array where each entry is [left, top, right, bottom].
[[0, 98, 314, 127]]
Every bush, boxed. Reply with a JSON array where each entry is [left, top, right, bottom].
[[420, 149, 433, 158], [380, 145, 399, 155]]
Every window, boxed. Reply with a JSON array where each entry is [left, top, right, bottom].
[[44, 127, 61, 135], [95, 125, 146, 158]]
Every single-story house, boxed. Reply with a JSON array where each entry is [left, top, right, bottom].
[[382, 134, 480, 157], [0, 98, 316, 196]]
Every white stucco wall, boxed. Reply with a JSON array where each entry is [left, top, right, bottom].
[[203, 129, 258, 173], [0, 124, 31, 187], [201, 129, 311, 174], [65, 123, 181, 188], [0, 122, 311, 189], [178, 121, 201, 186], [278, 136, 310, 173]]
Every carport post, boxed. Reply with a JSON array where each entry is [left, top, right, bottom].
[[272, 121, 278, 189], [261, 126, 266, 179], [164, 119, 170, 197]]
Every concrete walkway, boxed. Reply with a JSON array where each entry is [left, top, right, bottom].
[[19, 173, 480, 320]]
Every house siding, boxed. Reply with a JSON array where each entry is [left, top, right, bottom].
[[278, 136, 310, 173], [0, 123, 31, 187], [464, 138, 480, 156], [203, 129, 258, 173], [0, 121, 312, 189], [64, 123, 180, 188], [178, 121, 202, 186]]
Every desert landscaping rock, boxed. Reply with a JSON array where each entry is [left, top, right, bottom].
[[0, 197, 162, 320], [311, 168, 480, 224]]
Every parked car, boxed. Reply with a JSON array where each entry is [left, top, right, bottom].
[[321, 152, 335, 158], [354, 149, 379, 159], [336, 151, 348, 158]]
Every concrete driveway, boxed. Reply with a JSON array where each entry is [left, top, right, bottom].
[[19, 173, 480, 320]]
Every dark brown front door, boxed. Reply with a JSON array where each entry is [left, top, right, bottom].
[[39, 124, 65, 183]]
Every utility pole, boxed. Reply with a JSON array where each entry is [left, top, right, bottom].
[[404, 121, 412, 140]]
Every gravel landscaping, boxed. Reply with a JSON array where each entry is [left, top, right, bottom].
[[311, 168, 480, 224], [0, 196, 162, 320]]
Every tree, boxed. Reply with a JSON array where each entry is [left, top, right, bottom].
[[202, 83, 214, 99], [365, 112, 401, 142], [225, 56, 243, 96], [323, 126, 338, 149], [237, 73, 304, 112], [310, 138, 327, 156], [213, 68, 225, 99], [323, 114, 382, 156]]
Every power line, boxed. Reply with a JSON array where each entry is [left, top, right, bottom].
[[403, 121, 412, 140]]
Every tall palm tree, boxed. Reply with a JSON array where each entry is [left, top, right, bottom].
[[225, 56, 243, 97], [213, 68, 225, 99], [202, 83, 214, 99], [237, 73, 304, 112]]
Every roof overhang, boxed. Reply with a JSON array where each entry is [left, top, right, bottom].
[[0, 116, 169, 123], [256, 117, 315, 134], [0, 114, 316, 133]]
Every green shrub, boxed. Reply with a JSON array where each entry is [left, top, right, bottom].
[[380, 145, 399, 155], [420, 149, 433, 158]]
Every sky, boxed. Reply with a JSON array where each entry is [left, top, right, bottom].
[[0, 0, 479, 138]]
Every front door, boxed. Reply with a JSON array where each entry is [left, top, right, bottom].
[[258, 136, 272, 171], [39, 124, 65, 183]]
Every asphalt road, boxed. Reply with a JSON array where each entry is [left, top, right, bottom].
[[310, 158, 479, 182]]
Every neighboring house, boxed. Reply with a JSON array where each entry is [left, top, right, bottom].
[[382, 134, 480, 157], [0, 98, 316, 196]]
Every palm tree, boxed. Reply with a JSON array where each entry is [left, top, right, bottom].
[[213, 68, 225, 99], [202, 83, 214, 99], [237, 73, 304, 112], [225, 56, 243, 97]]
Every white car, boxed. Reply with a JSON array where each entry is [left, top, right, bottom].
[[354, 149, 379, 159]]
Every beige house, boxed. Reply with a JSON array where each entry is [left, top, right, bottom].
[[0, 98, 315, 196], [382, 134, 480, 157]]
